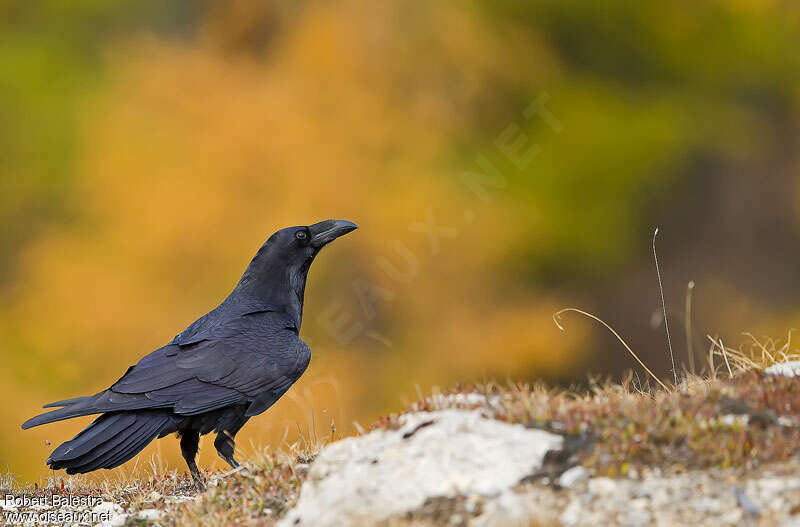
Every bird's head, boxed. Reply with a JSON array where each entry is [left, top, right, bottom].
[[262, 219, 359, 264], [231, 219, 358, 324]]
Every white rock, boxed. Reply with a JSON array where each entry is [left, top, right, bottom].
[[691, 497, 721, 514], [470, 491, 533, 527], [720, 414, 749, 427], [559, 499, 583, 526], [279, 410, 563, 527], [589, 477, 618, 496], [765, 360, 800, 378], [720, 508, 743, 525], [558, 466, 589, 489], [432, 393, 501, 408], [99, 512, 128, 527], [783, 515, 800, 527], [137, 508, 164, 521], [463, 495, 481, 514], [92, 502, 122, 515], [165, 495, 197, 504], [515, 468, 800, 526], [632, 483, 653, 499], [620, 508, 652, 527]]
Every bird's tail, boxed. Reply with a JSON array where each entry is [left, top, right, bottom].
[[22, 394, 104, 429], [47, 411, 172, 474], [22, 389, 156, 429]]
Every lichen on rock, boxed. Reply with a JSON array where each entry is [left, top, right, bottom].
[[279, 410, 564, 527]]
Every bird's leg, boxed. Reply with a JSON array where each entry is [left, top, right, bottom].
[[179, 430, 205, 492], [214, 430, 240, 469]]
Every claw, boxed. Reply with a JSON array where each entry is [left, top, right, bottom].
[[191, 473, 207, 492]]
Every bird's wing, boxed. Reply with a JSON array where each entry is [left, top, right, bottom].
[[110, 311, 310, 416], [23, 311, 309, 428], [170, 300, 281, 346]]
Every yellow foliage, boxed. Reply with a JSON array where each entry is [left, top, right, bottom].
[[2, 2, 585, 483]]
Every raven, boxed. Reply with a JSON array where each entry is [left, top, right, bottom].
[[22, 219, 357, 490]]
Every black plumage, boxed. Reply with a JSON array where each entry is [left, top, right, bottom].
[[22, 219, 357, 489]]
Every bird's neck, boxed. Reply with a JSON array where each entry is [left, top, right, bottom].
[[228, 256, 312, 329]]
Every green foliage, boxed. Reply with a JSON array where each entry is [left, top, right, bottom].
[[471, 0, 800, 280], [4, 0, 800, 484], [0, 0, 198, 274]]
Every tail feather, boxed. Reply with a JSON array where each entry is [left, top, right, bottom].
[[81, 419, 166, 472], [65, 415, 165, 473], [48, 413, 137, 461], [43, 395, 94, 409], [22, 395, 101, 429], [48, 412, 172, 474], [55, 421, 139, 473], [23, 390, 159, 429]]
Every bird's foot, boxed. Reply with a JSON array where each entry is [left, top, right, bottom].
[[193, 478, 207, 492], [190, 471, 207, 492]]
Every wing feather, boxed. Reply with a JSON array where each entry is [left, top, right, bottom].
[[109, 311, 309, 415]]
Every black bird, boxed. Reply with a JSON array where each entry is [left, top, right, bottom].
[[22, 219, 357, 490]]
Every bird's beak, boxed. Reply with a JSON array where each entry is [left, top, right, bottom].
[[309, 219, 358, 249]]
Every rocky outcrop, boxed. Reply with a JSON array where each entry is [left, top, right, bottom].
[[278, 403, 800, 527], [279, 410, 563, 527]]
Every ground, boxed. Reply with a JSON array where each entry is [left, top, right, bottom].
[[2, 355, 800, 526]]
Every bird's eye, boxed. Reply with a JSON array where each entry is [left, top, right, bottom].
[[295, 231, 308, 241]]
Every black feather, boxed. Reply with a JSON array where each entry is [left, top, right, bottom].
[[22, 220, 356, 481]]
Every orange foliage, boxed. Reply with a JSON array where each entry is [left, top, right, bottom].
[[2, 2, 585, 483]]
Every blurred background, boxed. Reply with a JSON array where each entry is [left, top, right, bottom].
[[3, 0, 800, 484]]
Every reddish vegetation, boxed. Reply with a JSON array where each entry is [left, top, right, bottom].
[[402, 372, 800, 476], [5, 372, 798, 525]]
